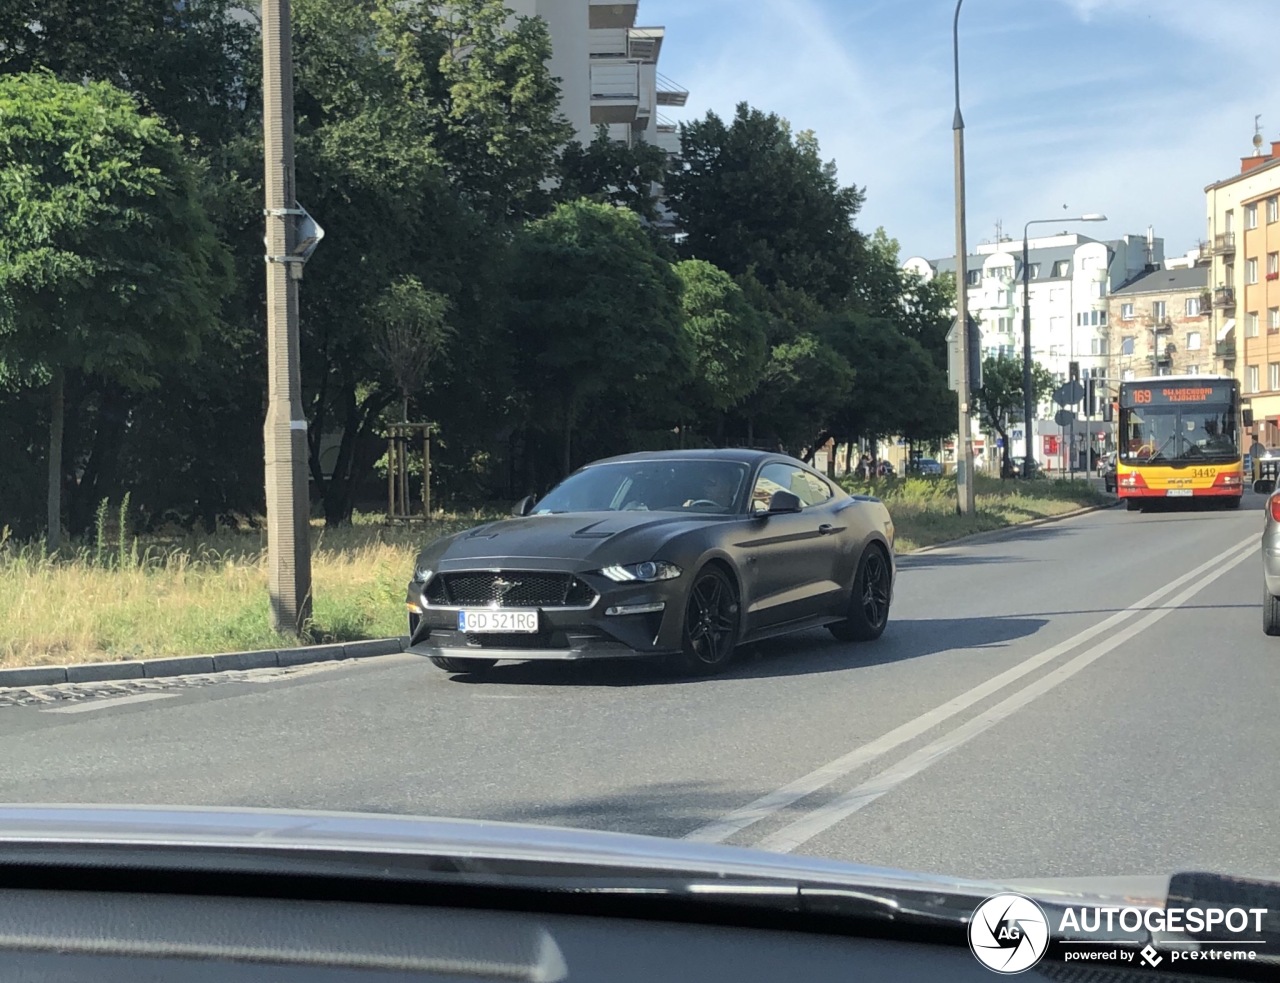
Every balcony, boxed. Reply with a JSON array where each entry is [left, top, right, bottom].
[[1209, 232, 1236, 255], [627, 26, 664, 63], [590, 62, 640, 125], [589, 28, 628, 59], [1215, 338, 1236, 360], [656, 71, 688, 107], [1213, 286, 1236, 310], [654, 113, 680, 155], [589, 0, 638, 30]]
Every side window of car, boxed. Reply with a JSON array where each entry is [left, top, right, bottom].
[[750, 463, 793, 513], [751, 464, 830, 511]]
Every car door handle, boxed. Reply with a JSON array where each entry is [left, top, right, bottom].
[[818, 524, 834, 535]]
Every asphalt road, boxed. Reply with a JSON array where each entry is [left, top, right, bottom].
[[2, 492, 1276, 885]]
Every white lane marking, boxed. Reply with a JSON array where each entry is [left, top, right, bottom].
[[755, 538, 1258, 854], [44, 692, 181, 714], [684, 534, 1259, 844]]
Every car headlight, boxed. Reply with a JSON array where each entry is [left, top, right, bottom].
[[600, 561, 682, 583], [412, 566, 433, 585]]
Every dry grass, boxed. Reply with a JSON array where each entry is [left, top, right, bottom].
[[839, 473, 1110, 552], [1, 478, 1109, 668], [0, 505, 494, 668]]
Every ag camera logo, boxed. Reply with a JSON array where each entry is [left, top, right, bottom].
[[969, 893, 1050, 974]]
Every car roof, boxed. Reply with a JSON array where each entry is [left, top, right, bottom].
[[583, 448, 804, 468]]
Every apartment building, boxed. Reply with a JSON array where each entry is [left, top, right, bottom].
[[507, 0, 688, 154], [1106, 259, 1212, 381], [1206, 134, 1280, 442]]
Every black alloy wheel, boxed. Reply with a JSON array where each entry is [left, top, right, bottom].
[[829, 546, 891, 643], [673, 566, 740, 675]]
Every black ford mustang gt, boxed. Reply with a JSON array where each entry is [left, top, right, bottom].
[[405, 449, 896, 676]]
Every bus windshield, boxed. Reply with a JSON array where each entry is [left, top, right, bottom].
[[1120, 404, 1239, 465]]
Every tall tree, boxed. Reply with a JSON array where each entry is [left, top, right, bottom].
[[665, 103, 867, 309], [673, 259, 768, 442], [508, 200, 690, 476], [558, 126, 668, 222], [0, 73, 231, 549], [372, 0, 573, 223], [973, 355, 1054, 476]]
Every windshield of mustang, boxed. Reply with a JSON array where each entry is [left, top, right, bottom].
[[533, 461, 750, 515]]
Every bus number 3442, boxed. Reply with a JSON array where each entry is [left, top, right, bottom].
[[1190, 468, 1217, 479]]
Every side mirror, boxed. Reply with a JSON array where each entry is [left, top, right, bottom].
[[766, 490, 803, 515], [1243, 408, 1255, 428], [511, 495, 536, 517]]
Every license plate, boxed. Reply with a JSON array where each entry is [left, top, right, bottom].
[[1166, 489, 1193, 497], [458, 610, 539, 633]]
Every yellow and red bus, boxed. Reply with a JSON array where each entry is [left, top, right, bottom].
[[1113, 374, 1245, 510]]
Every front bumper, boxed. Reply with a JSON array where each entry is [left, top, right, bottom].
[[405, 571, 688, 663]]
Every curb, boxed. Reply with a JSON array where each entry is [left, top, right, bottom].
[[901, 499, 1120, 557], [0, 636, 409, 690]]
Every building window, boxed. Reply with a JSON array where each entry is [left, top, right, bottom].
[[1249, 365, 1260, 393], [1247, 258, 1258, 284], [966, 269, 980, 286], [1269, 197, 1279, 224], [1052, 260, 1070, 277], [988, 265, 1012, 280], [1269, 252, 1279, 276], [1187, 331, 1201, 350], [1091, 338, 1108, 355], [1247, 312, 1260, 337], [1092, 281, 1104, 299], [1121, 302, 1134, 320], [1271, 363, 1280, 391], [1100, 310, 1107, 325], [1029, 263, 1040, 280], [1122, 368, 1135, 381], [1049, 345, 1063, 357], [1152, 300, 1166, 320], [1246, 203, 1258, 229], [1185, 296, 1201, 316], [1271, 307, 1280, 331], [1121, 336, 1135, 356], [1186, 365, 1200, 375]]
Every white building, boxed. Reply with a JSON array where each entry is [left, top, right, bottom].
[[507, 0, 688, 154], [904, 231, 1163, 469]]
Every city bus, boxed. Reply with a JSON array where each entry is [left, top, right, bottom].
[[1112, 374, 1247, 510]]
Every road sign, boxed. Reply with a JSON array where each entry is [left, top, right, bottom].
[[946, 313, 982, 393], [1054, 409, 1076, 427], [1053, 380, 1084, 406]]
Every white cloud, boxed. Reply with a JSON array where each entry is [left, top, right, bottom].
[[644, 0, 1280, 262]]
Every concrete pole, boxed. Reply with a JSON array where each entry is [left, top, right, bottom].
[[262, 0, 313, 634]]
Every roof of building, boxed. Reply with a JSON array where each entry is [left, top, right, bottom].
[[1110, 264, 1208, 296], [928, 244, 1084, 281]]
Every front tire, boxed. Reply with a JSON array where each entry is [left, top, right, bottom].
[[429, 656, 498, 675], [671, 565, 740, 676], [1264, 585, 1280, 636], [1224, 496, 1242, 510], [829, 545, 892, 642]]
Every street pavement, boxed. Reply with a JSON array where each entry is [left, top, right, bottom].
[[1, 492, 1276, 885]]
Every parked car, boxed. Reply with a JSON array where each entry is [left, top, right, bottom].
[[405, 450, 896, 677], [909, 457, 942, 476], [877, 460, 896, 477], [1101, 454, 1117, 493]]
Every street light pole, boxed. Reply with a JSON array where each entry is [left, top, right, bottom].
[[952, 0, 975, 515], [1020, 213, 1106, 478], [262, 0, 313, 635]]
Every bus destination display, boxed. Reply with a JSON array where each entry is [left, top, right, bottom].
[[1120, 382, 1234, 408]]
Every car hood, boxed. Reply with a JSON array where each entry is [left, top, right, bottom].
[[423, 513, 726, 568], [0, 804, 1171, 909]]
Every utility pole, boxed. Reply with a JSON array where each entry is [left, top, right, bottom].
[[951, 0, 976, 514], [262, 0, 313, 634]]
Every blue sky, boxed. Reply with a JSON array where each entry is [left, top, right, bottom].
[[639, 0, 1280, 264]]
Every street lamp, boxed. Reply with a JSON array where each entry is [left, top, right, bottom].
[[1021, 213, 1106, 478], [951, 0, 975, 515]]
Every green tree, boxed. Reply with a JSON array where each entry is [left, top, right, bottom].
[[558, 126, 668, 222], [673, 260, 768, 441], [508, 200, 690, 475], [973, 355, 1054, 475], [0, 73, 231, 549], [372, 0, 573, 223], [665, 103, 867, 309]]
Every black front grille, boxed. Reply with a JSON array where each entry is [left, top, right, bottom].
[[425, 572, 597, 608]]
